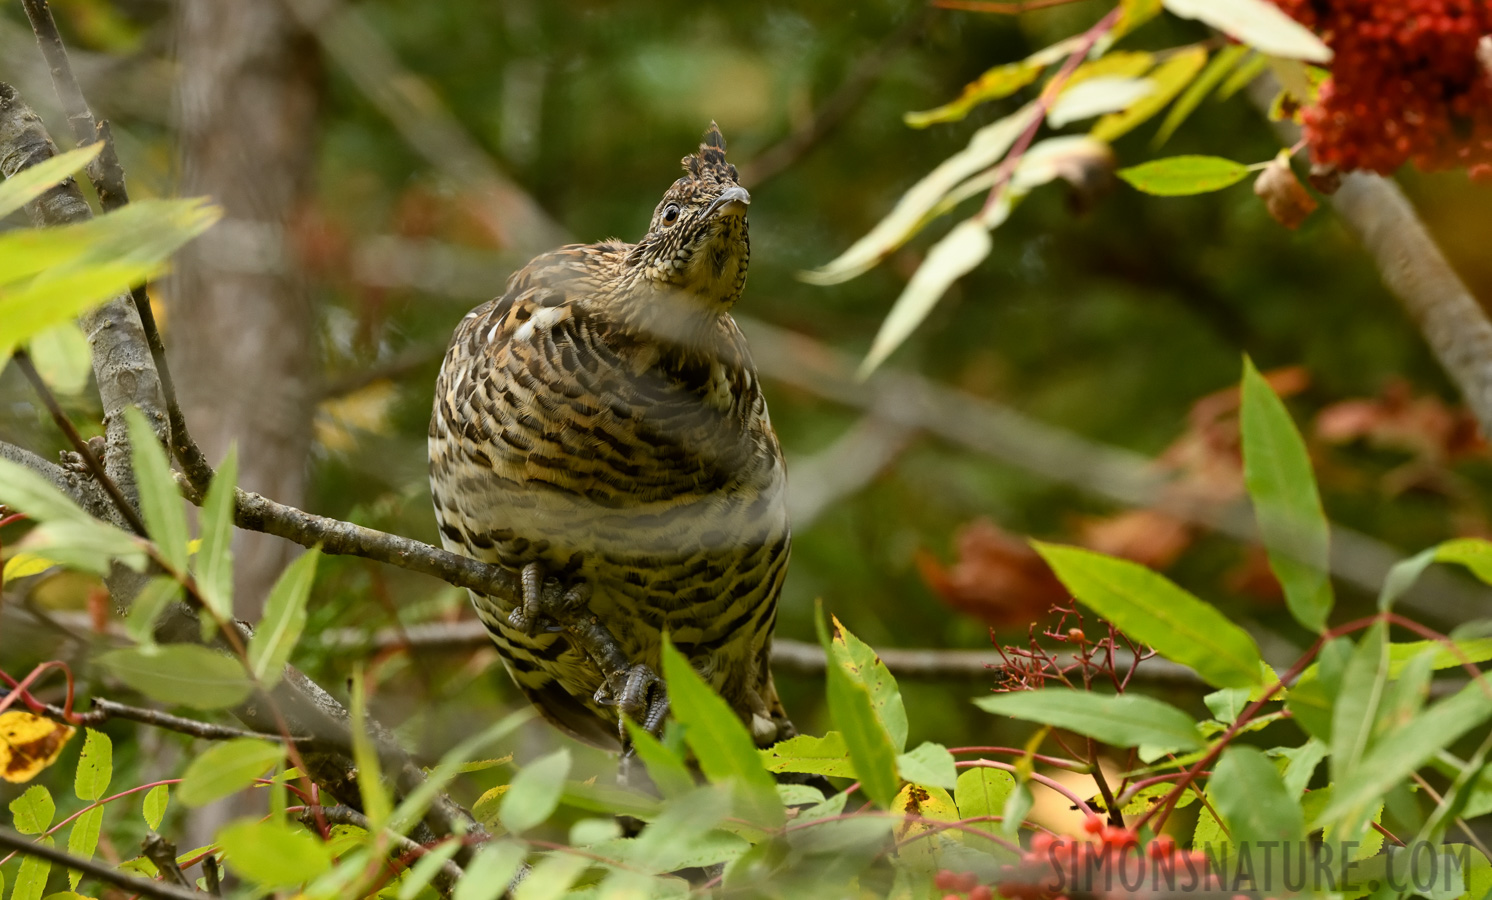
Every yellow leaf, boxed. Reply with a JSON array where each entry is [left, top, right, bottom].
[[0, 711, 77, 783], [315, 380, 397, 451], [3, 552, 59, 581], [1091, 46, 1209, 142]]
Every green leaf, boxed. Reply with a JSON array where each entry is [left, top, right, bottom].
[[1436, 538, 1492, 584], [1091, 47, 1208, 142], [74, 729, 113, 802], [1049, 77, 1157, 128], [1210, 746, 1306, 848], [65, 806, 103, 889], [859, 217, 993, 376], [1330, 624, 1389, 785], [397, 841, 461, 900], [27, 323, 92, 396], [905, 61, 1042, 128], [247, 548, 319, 686], [758, 731, 856, 779], [825, 657, 901, 809], [1161, 0, 1332, 62], [0, 144, 102, 219], [897, 742, 958, 790], [1002, 782, 1033, 838], [96, 645, 253, 709], [178, 738, 284, 807], [659, 634, 783, 826], [1155, 44, 1250, 145], [389, 709, 532, 835], [0, 457, 101, 526], [10, 785, 54, 834], [1204, 687, 1251, 724], [1379, 547, 1439, 611], [0, 199, 221, 357], [124, 407, 189, 574], [624, 720, 696, 799], [511, 851, 587, 900], [591, 785, 736, 875], [1217, 52, 1268, 99], [11, 844, 50, 900], [498, 748, 571, 834], [1285, 636, 1351, 740], [975, 689, 1203, 751], [1315, 680, 1492, 834], [1240, 357, 1333, 631], [123, 576, 182, 647], [452, 841, 527, 900], [194, 446, 238, 625], [955, 767, 1015, 823], [1275, 739, 1327, 798], [19, 519, 147, 575], [1117, 155, 1251, 196], [1033, 542, 1265, 688], [216, 819, 331, 887], [350, 669, 391, 829], [827, 617, 909, 753], [142, 784, 168, 830]]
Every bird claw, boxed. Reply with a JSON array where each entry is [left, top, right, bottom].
[[509, 561, 590, 636], [596, 663, 669, 750]]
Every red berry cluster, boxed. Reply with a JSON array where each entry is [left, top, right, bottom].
[[935, 868, 993, 900], [994, 817, 1212, 900], [1272, 0, 1492, 179]]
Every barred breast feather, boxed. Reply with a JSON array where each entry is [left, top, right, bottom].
[[428, 243, 792, 749]]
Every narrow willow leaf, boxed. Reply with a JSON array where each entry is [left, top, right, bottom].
[[759, 731, 856, 779], [1118, 155, 1250, 195], [802, 102, 1034, 285], [142, 784, 169, 830], [498, 749, 571, 834], [178, 738, 285, 807], [397, 841, 461, 900], [659, 634, 783, 826], [66, 805, 103, 889], [1217, 52, 1269, 99], [859, 217, 993, 376], [1091, 47, 1208, 142], [976, 689, 1203, 751], [452, 841, 527, 900], [1034, 542, 1265, 688], [349, 669, 391, 829], [1330, 623, 1389, 785], [1156, 45, 1250, 145], [216, 820, 331, 887], [19, 518, 148, 575], [625, 720, 696, 798], [74, 729, 113, 801], [1435, 538, 1492, 584], [0, 143, 102, 219], [1162, 0, 1332, 62], [1241, 357, 1332, 631], [96, 645, 253, 709], [247, 548, 320, 686], [511, 851, 587, 900], [1379, 547, 1438, 611], [1048, 77, 1156, 128], [387, 709, 532, 834], [0, 457, 99, 525], [906, 61, 1042, 128], [123, 576, 183, 646], [124, 407, 189, 574], [1211, 746, 1306, 850], [828, 616, 908, 752], [195, 446, 239, 625]]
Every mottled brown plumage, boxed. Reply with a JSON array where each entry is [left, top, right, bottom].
[[428, 124, 793, 750]]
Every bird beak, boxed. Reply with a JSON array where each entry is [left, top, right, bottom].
[[704, 185, 751, 219]]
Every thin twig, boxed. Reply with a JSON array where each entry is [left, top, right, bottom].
[[141, 833, 194, 890], [81, 697, 310, 742], [0, 826, 200, 900]]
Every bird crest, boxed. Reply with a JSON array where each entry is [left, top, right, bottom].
[[682, 122, 739, 186]]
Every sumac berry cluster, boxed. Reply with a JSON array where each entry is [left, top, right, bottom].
[[1273, 0, 1492, 179], [994, 817, 1214, 900]]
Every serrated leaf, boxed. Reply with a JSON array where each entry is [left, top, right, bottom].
[[452, 841, 526, 900], [1156, 45, 1250, 145], [247, 548, 319, 686], [897, 742, 957, 790], [10, 784, 55, 833], [1241, 357, 1333, 631], [859, 217, 994, 376], [659, 634, 783, 826], [142, 784, 168, 830], [74, 729, 112, 801], [11, 845, 50, 900], [66, 805, 103, 889], [1034, 542, 1265, 688], [195, 447, 238, 623], [123, 407, 188, 574], [1162, 0, 1332, 63], [498, 748, 570, 834], [976, 689, 1203, 751], [1092, 46, 1208, 143], [759, 731, 856, 779], [0, 144, 102, 219], [1118, 155, 1250, 195], [96, 645, 253, 709], [178, 738, 284, 807], [216, 819, 331, 887]]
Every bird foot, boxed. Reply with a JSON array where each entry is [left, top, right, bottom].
[[508, 562, 590, 636], [596, 663, 670, 749]]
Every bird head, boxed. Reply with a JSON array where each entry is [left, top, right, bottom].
[[626, 123, 751, 314]]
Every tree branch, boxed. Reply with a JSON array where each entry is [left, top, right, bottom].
[[0, 826, 200, 900], [0, 439, 111, 521]]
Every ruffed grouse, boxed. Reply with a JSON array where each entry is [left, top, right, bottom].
[[429, 124, 793, 751]]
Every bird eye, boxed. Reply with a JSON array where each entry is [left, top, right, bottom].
[[662, 204, 680, 224]]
